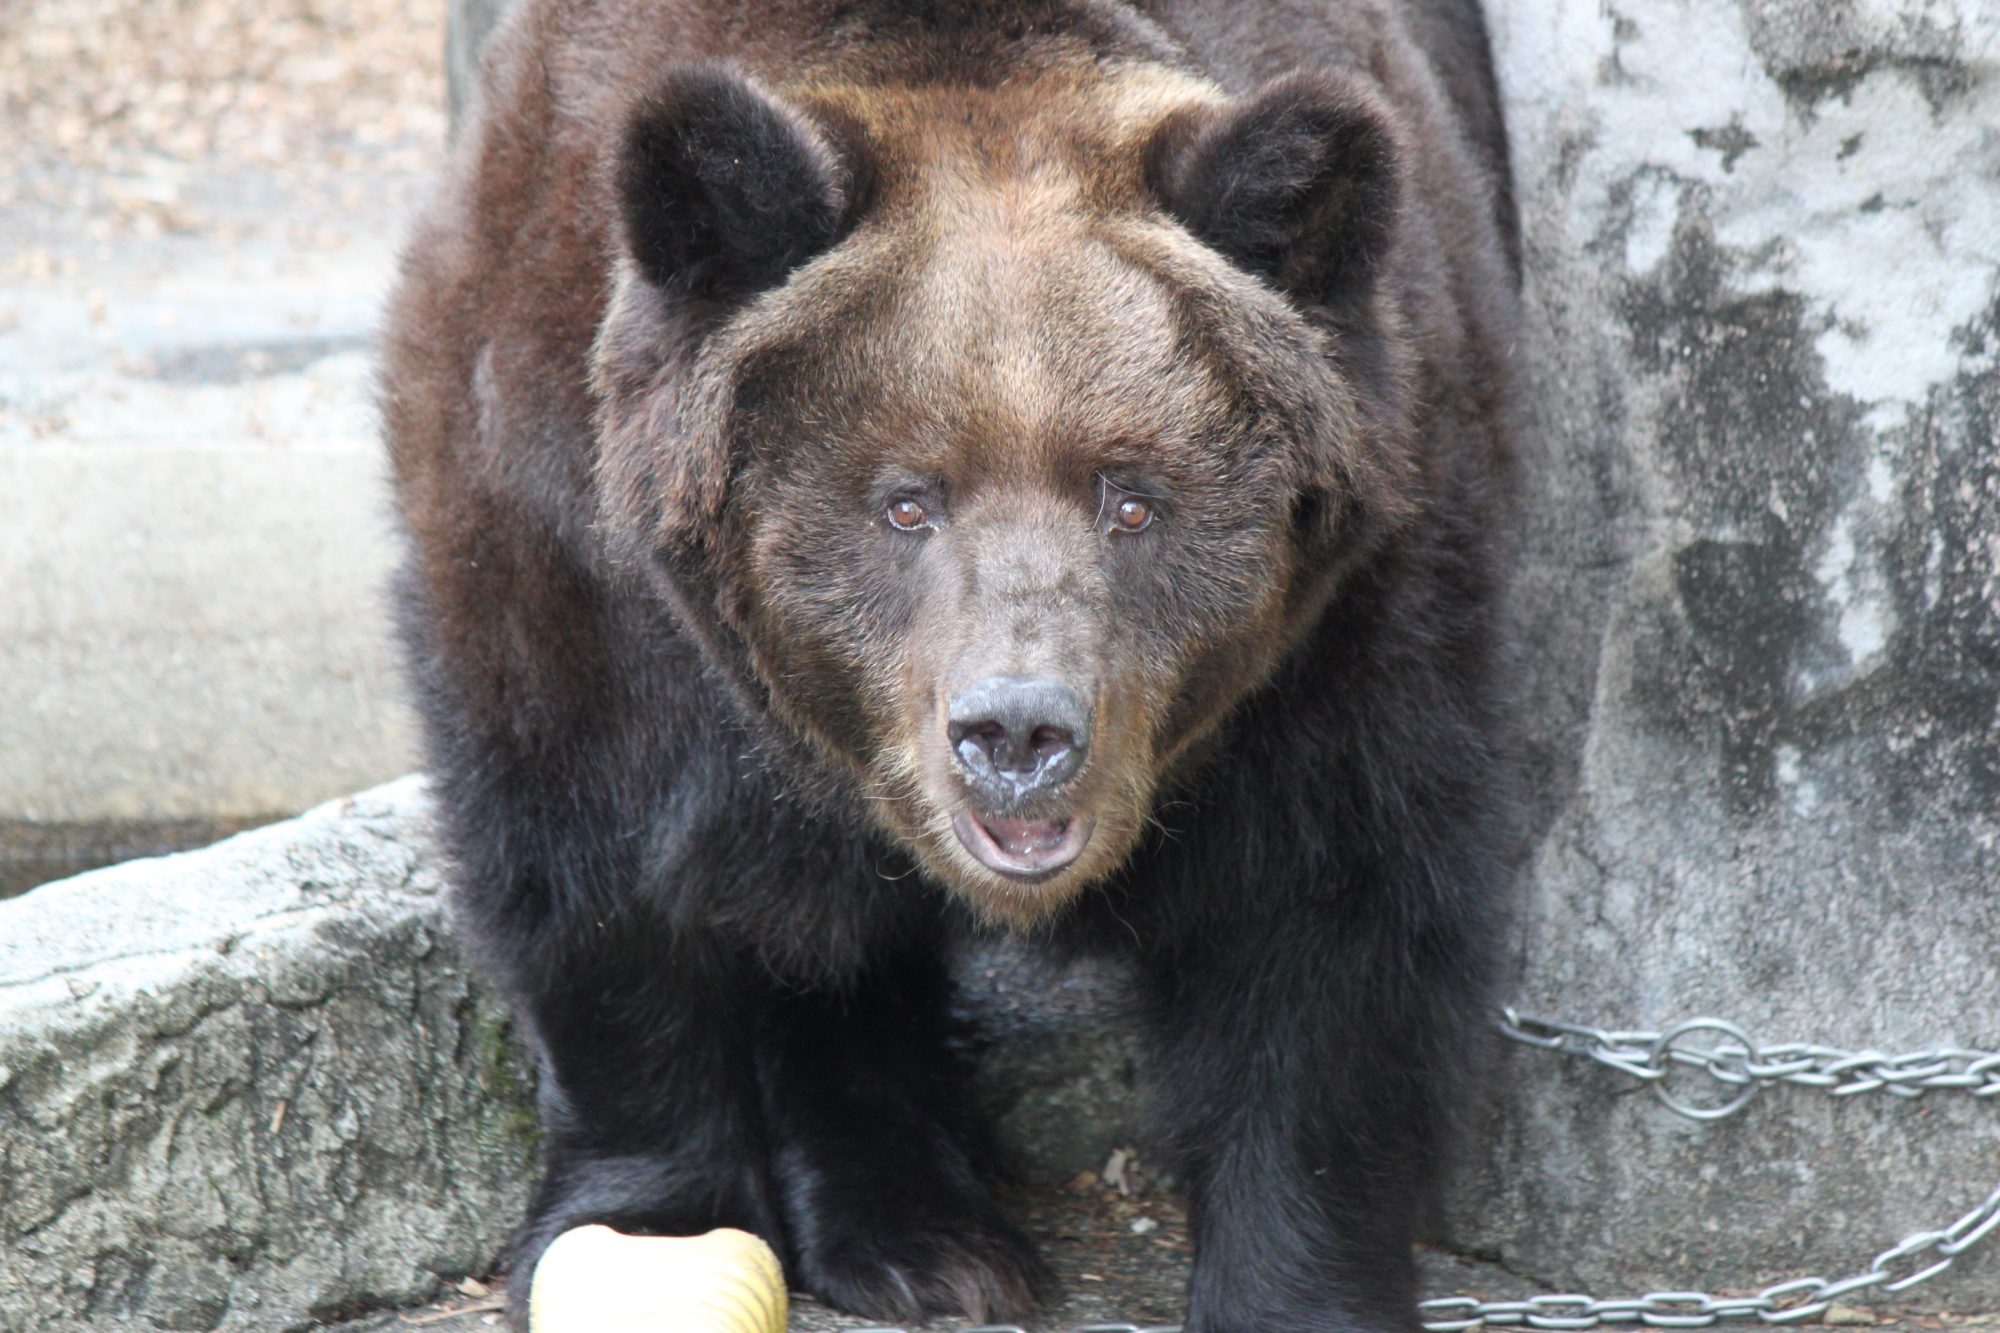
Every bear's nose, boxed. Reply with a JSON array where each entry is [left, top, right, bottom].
[[947, 675, 1091, 799]]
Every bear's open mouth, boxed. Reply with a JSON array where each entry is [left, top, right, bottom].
[[951, 811, 1096, 881]]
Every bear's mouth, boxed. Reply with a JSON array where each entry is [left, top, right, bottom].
[[951, 811, 1096, 881]]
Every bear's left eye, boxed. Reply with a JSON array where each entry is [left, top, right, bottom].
[[1099, 478, 1162, 536], [885, 497, 930, 531]]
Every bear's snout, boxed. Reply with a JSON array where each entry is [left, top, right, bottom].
[[943, 674, 1098, 882], [946, 674, 1092, 804]]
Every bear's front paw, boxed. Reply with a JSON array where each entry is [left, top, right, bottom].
[[797, 1215, 1051, 1324]]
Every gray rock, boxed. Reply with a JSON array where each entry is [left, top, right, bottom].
[[955, 947, 1145, 1187], [1451, 0, 2000, 1309], [0, 780, 534, 1331]]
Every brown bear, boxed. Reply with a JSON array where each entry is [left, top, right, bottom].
[[381, 0, 1521, 1328]]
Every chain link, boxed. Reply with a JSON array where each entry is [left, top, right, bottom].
[[837, 1008, 2000, 1333]]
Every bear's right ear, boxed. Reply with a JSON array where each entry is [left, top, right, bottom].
[[615, 65, 865, 303]]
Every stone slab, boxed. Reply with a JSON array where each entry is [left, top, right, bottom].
[[0, 779, 533, 1332]]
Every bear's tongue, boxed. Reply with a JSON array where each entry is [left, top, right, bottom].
[[977, 816, 1070, 858], [951, 811, 1093, 879]]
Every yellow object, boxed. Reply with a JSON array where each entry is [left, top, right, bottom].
[[529, 1224, 789, 1333]]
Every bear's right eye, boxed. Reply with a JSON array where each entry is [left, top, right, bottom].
[[885, 498, 930, 531], [1112, 497, 1155, 533]]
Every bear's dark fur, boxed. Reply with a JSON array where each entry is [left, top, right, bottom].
[[381, 0, 1521, 1328]]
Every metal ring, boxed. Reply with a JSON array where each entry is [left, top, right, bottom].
[[1650, 1018, 1761, 1121]]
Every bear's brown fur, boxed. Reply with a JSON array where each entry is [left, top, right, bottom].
[[383, 0, 1519, 1327]]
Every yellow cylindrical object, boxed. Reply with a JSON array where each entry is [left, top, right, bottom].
[[529, 1224, 788, 1333]]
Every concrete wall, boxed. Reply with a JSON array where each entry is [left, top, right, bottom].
[[1450, 0, 2000, 1306], [0, 440, 409, 827], [0, 315, 419, 889]]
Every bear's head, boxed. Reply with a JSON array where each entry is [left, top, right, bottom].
[[593, 59, 1416, 926]]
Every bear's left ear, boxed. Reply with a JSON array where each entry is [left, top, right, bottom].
[[1147, 71, 1402, 307], [615, 64, 867, 303]]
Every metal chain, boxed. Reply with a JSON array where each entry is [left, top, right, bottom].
[[1495, 1008, 2000, 1121], [842, 1008, 2000, 1333], [1415, 1010, 2000, 1330]]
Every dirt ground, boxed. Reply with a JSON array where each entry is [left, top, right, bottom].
[[0, 0, 443, 256], [342, 1176, 1199, 1332], [330, 1172, 1554, 1333], [0, 0, 444, 458], [332, 1170, 1985, 1333]]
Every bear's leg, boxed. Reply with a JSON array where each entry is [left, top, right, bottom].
[[1136, 881, 1492, 1333], [752, 947, 1051, 1322], [498, 937, 786, 1329]]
